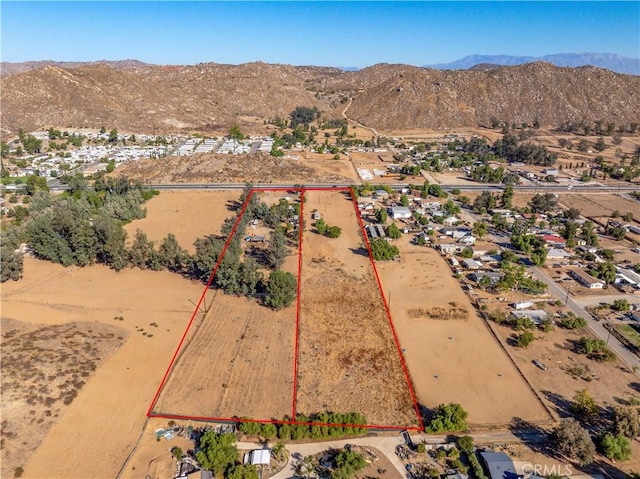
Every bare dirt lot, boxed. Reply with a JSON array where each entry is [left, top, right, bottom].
[[558, 193, 639, 220], [296, 190, 418, 427], [116, 152, 356, 184], [1, 258, 209, 479], [150, 190, 300, 421], [374, 237, 551, 426], [488, 320, 640, 420], [124, 190, 241, 253], [151, 290, 297, 420]]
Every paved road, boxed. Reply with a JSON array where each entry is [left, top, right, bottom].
[[42, 180, 640, 193], [572, 294, 640, 308], [530, 266, 640, 371]]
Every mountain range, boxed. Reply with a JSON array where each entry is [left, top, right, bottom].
[[426, 52, 640, 75], [1, 60, 639, 136]]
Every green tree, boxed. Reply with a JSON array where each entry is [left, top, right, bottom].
[[264, 270, 297, 310], [571, 389, 598, 419], [105, 159, 116, 173], [550, 418, 595, 465], [239, 421, 262, 436], [387, 223, 402, 239], [332, 450, 366, 479], [426, 403, 468, 433], [613, 406, 640, 438], [261, 423, 278, 439], [370, 238, 399, 261], [375, 207, 388, 224], [516, 331, 535, 347], [326, 225, 342, 238], [456, 436, 474, 453], [315, 218, 327, 235], [24, 175, 49, 195], [599, 433, 631, 461], [290, 106, 319, 129], [267, 229, 287, 269], [529, 193, 558, 213], [195, 431, 239, 479], [592, 261, 616, 284], [229, 124, 244, 141], [594, 137, 607, 152], [612, 299, 630, 311], [400, 194, 409, 206], [158, 233, 189, 273], [228, 464, 259, 479], [473, 191, 495, 213], [500, 185, 514, 208], [108, 128, 118, 144], [472, 221, 488, 239]]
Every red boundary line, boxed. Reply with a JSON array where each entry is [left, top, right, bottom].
[[146, 190, 256, 416], [148, 186, 423, 432], [291, 189, 305, 419], [348, 188, 425, 430]]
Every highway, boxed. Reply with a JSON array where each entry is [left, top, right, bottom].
[[47, 182, 635, 193]]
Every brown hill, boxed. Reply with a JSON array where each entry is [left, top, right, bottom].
[[1, 61, 639, 136]]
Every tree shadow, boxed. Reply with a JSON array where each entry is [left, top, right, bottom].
[[629, 381, 640, 393], [508, 417, 548, 454], [350, 247, 370, 258], [584, 459, 629, 479], [541, 390, 574, 418]]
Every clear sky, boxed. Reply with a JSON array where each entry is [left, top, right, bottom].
[[2, 1, 638, 67]]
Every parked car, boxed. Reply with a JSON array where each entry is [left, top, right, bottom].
[[532, 359, 547, 370]]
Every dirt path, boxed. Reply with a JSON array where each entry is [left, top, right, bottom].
[[342, 97, 379, 140]]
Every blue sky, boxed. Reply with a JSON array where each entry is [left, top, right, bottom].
[[2, 2, 638, 67]]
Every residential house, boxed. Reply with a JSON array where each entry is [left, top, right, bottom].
[[469, 271, 503, 284], [389, 206, 412, 220], [542, 235, 567, 248], [458, 235, 477, 246], [576, 245, 598, 255], [462, 258, 483, 270], [443, 215, 460, 226], [546, 248, 571, 259], [480, 451, 518, 479], [569, 268, 605, 289], [511, 310, 548, 324], [374, 190, 390, 199], [438, 243, 459, 255]]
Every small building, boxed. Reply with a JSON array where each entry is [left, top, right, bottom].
[[462, 258, 483, 270], [576, 245, 598, 255], [547, 248, 571, 259], [366, 224, 386, 239], [543, 235, 566, 248], [513, 301, 533, 310], [439, 243, 459, 254], [614, 266, 640, 290], [374, 190, 390, 199], [480, 451, 518, 479], [569, 268, 605, 289], [244, 449, 271, 466], [458, 235, 477, 246], [389, 206, 412, 220], [443, 215, 460, 226], [542, 168, 559, 176], [469, 271, 503, 284], [511, 310, 548, 324]]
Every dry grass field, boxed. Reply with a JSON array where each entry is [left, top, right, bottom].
[[488, 321, 640, 421], [296, 190, 418, 427], [123, 190, 241, 253], [0, 258, 209, 479], [150, 290, 297, 420], [374, 237, 552, 426]]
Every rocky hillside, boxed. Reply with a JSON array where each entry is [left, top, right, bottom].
[[2, 61, 639, 136]]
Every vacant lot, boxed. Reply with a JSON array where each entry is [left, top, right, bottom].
[[124, 190, 241, 253], [558, 193, 639, 219], [151, 290, 297, 420], [150, 190, 300, 421], [296, 190, 418, 427], [374, 237, 551, 425], [1, 258, 209, 479], [488, 321, 639, 420]]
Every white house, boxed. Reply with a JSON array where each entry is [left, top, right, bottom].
[[389, 206, 412, 220]]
